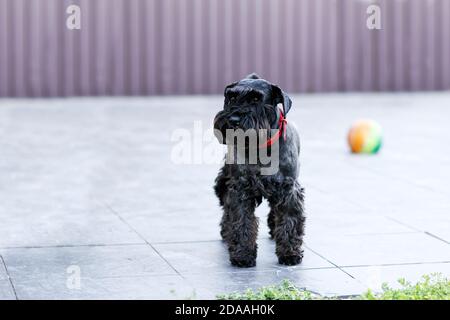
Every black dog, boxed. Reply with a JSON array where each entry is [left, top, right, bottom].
[[213, 73, 305, 268]]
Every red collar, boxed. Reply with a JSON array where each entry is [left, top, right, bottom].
[[260, 108, 287, 148]]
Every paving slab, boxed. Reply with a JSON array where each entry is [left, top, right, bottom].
[[12, 274, 199, 300], [322, 180, 450, 218], [0, 244, 196, 299], [0, 258, 8, 280], [106, 207, 223, 243], [1, 94, 450, 299], [0, 202, 143, 248], [307, 232, 450, 267], [114, 201, 273, 244], [302, 185, 366, 214], [185, 268, 367, 298], [0, 280, 15, 300], [154, 238, 334, 275], [306, 211, 415, 239], [0, 258, 15, 299], [343, 262, 450, 292], [0, 244, 176, 280], [384, 214, 450, 244], [96, 166, 221, 214]]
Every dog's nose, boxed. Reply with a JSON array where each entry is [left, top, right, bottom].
[[229, 115, 241, 125]]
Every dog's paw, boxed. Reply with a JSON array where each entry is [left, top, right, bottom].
[[278, 254, 303, 266], [230, 257, 256, 268]]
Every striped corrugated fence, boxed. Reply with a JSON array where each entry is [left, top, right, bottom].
[[0, 0, 449, 97]]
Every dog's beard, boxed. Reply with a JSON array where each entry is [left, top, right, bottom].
[[237, 104, 276, 137], [213, 104, 278, 145]]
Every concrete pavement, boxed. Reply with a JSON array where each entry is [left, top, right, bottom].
[[0, 93, 448, 299]]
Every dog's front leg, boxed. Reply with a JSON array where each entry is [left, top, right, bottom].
[[270, 180, 305, 266], [222, 183, 258, 268]]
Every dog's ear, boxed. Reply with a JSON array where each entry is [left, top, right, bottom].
[[246, 73, 260, 80], [271, 84, 292, 115], [224, 81, 238, 96]]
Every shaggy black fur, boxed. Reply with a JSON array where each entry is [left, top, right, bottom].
[[213, 74, 305, 268]]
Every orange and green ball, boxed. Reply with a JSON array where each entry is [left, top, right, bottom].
[[347, 120, 382, 154]]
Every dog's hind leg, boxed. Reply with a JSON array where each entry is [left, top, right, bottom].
[[269, 180, 305, 266]]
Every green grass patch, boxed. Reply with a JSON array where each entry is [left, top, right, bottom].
[[361, 273, 449, 300], [217, 273, 449, 300], [217, 280, 317, 300]]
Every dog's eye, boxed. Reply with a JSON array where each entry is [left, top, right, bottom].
[[252, 96, 260, 103], [229, 97, 236, 103]]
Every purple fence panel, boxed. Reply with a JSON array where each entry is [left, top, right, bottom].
[[0, 0, 7, 96], [443, 0, 450, 89], [0, 0, 450, 97]]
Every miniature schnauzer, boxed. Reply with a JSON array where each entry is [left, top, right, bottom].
[[213, 73, 305, 268]]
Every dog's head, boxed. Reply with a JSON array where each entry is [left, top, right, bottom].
[[213, 73, 292, 144]]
